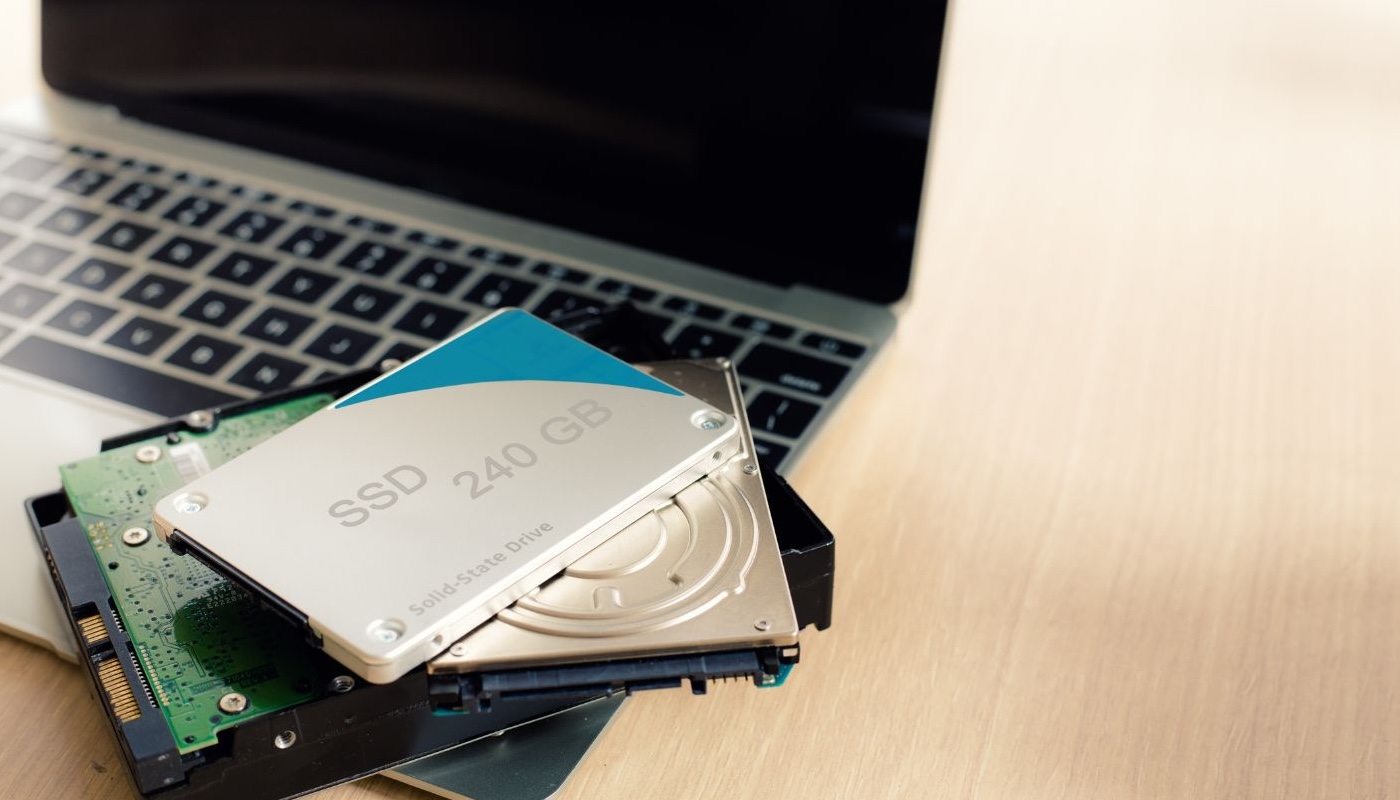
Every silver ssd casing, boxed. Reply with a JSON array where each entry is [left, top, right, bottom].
[[152, 309, 740, 683]]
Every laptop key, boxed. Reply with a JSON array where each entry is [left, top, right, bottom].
[[330, 283, 403, 323], [800, 332, 867, 359], [150, 235, 217, 269], [530, 262, 590, 285], [167, 333, 242, 375], [93, 220, 158, 253], [121, 274, 191, 310], [668, 324, 743, 360], [268, 267, 338, 304], [747, 391, 821, 439], [304, 324, 379, 366], [465, 246, 524, 269], [242, 307, 314, 346], [180, 290, 252, 328], [1, 336, 238, 416], [751, 438, 791, 470], [405, 230, 460, 251], [400, 257, 471, 295], [208, 251, 277, 286], [0, 284, 59, 319], [633, 309, 674, 335], [287, 199, 337, 218], [595, 279, 657, 303], [118, 158, 163, 175], [173, 171, 219, 189], [464, 274, 538, 309], [46, 299, 119, 337], [38, 206, 101, 237], [163, 196, 226, 228], [532, 289, 604, 322], [108, 181, 169, 213], [228, 185, 278, 203], [62, 258, 130, 292], [229, 352, 307, 392], [345, 215, 397, 235], [730, 314, 795, 340], [393, 300, 466, 341], [739, 343, 850, 398], [278, 225, 345, 260], [661, 296, 724, 321], [337, 241, 406, 277], [68, 144, 108, 160], [219, 210, 285, 244], [4, 242, 73, 276], [106, 316, 180, 356], [56, 167, 113, 197], [0, 191, 44, 221], [381, 342, 425, 364], [3, 155, 60, 182]]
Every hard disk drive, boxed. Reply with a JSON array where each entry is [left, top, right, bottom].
[[427, 358, 802, 710]]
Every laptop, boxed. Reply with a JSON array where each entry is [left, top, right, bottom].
[[0, 0, 944, 795]]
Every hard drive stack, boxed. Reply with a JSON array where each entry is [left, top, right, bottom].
[[28, 306, 835, 800]]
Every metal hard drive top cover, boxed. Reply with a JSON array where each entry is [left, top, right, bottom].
[[429, 358, 800, 674]]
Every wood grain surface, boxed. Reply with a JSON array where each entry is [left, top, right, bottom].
[[3, 0, 1399, 797]]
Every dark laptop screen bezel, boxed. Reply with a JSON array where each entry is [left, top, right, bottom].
[[40, 1, 944, 304]]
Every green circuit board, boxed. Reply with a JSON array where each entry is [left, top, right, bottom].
[[58, 394, 337, 754]]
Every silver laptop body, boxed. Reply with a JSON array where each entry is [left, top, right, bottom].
[[0, 3, 943, 796]]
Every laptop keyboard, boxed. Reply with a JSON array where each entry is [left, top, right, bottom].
[[0, 127, 872, 472]]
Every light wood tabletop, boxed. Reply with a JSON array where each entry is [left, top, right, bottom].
[[3, 0, 1400, 798]]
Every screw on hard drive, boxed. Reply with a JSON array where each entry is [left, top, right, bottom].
[[171, 492, 209, 514], [691, 410, 727, 431], [367, 619, 406, 643], [218, 692, 248, 714], [135, 445, 162, 463], [184, 410, 216, 431], [121, 527, 150, 546]]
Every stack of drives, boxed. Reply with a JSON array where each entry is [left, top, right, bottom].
[[29, 308, 835, 800]]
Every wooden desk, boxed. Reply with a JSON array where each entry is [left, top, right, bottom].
[[3, 0, 1399, 797]]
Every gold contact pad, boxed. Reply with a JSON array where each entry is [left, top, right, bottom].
[[76, 614, 109, 646], [97, 658, 142, 723]]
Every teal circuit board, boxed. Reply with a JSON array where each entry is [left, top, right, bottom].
[[58, 395, 337, 754]]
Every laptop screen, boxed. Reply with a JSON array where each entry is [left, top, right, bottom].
[[41, 1, 944, 304]]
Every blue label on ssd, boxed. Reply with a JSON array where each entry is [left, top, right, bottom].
[[336, 309, 681, 409]]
